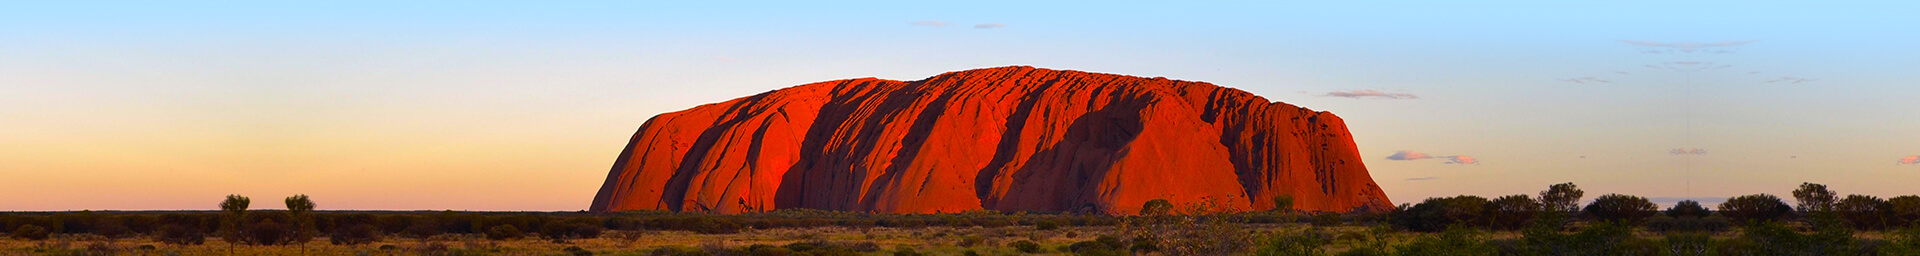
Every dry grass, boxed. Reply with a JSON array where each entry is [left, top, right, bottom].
[[0, 225, 1155, 256], [8, 224, 1900, 255]]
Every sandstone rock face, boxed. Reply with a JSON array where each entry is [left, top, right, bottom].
[[590, 66, 1391, 215]]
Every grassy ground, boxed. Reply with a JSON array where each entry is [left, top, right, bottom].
[[3, 224, 1904, 256], [3, 225, 1159, 256]]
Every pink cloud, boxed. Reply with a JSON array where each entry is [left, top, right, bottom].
[[1324, 89, 1418, 99], [1442, 155, 1478, 165], [1900, 155, 1919, 165], [1386, 150, 1433, 160]]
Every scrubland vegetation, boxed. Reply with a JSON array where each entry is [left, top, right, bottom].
[[8, 182, 1920, 255]]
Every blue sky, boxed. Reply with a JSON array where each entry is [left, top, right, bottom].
[[3, 1, 1917, 210]]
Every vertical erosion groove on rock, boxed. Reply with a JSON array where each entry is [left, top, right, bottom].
[[590, 66, 1392, 215]]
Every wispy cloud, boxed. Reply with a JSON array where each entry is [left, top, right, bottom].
[[1406, 176, 1440, 181], [1620, 40, 1757, 53], [1766, 76, 1816, 84], [1900, 155, 1919, 165], [973, 23, 1006, 29], [910, 20, 948, 27], [1442, 155, 1478, 165], [1386, 150, 1433, 160], [1671, 148, 1707, 155], [1650, 61, 1733, 72], [1323, 89, 1418, 99], [1559, 77, 1610, 84]]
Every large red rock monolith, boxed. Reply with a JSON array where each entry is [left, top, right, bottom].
[[590, 66, 1392, 215]]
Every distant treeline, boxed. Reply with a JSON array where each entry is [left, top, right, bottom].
[[6, 182, 1920, 250]]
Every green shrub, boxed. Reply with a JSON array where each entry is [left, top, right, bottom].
[[1396, 226, 1496, 255], [1128, 237, 1159, 253], [1140, 199, 1174, 216], [1716, 220, 1858, 255], [1516, 222, 1661, 255], [1311, 213, 1343, 227], [1272, 195, 1296, 213], [649, 246, 709, 256], [328, 224, 380, 245], [1035, 220, 1060, 231], [485, 225, 522, 240], [744, 244, 793, 256], [1067, 236, 1127, 256], [1253, 228, 1331, 256], [1644, 215, 1731, 233], [157, 223, 207, 245], [1012, 239, 1043, 253], [890, 246, 925, 256], [562, 246, 593, 256], [11, 224, 49, 240]]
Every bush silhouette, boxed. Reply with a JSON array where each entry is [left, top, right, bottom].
[[1666, 200, 1711, 218], [1140, 199, 1174, 216], [1539, 183, 1584, 213], [328, 224, 380, 245], [1793, 182, 1838, 213], [247, 218, 294, 245], [11, 224, 49, 240], [1310, 212, 1343, 227], [487, 225, 523, 240], [1720, 194, 1793, 224], [1583, 194, 1658, 224], [1012, 239, 1043, 253], [1836, 194, 1891, 230], [1393, 196, 1489, 232], [1890, 195, 1920, 228], [1484, 194, 1541, 230]]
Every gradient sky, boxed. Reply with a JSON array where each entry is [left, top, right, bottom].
[[4, 1, 1917, 211]]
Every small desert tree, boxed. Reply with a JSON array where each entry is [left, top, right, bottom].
[[1536, 182, 1583, 229], [1793, 182, 1838, 213], [1539, 183, 1585, 213], [220, 194, 250, 252], [1272, 195, 1296, 214], [285, 194, 316, 253]]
